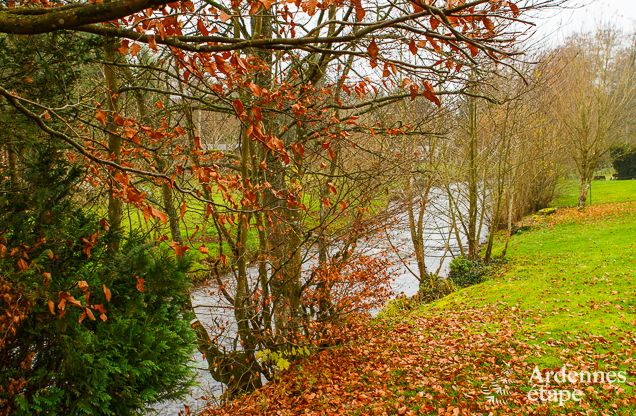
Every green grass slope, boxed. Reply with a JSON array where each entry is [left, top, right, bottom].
[[552, 178, 636, 207]]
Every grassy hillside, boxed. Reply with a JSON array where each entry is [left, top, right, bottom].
[[552, 178, 636, 207], [205, 183, 636, 416]]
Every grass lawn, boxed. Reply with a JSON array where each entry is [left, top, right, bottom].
[[552, 178, 636, 207], [100, 184, 393, 276], [207, 181, 636, 416]]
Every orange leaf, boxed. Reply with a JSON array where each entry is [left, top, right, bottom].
[[17, 258, 28, 271], [153, 208, 168, 223], [197, 19, 209, 36], [95, 109, 107, 126], [64, 293, 83, 308], [422, 81, 441, 106], [103, 284, 112, 302], [142, 205, 168, 223], [303, 0, 317, 15], [198, 245, 209, 254], [85, 308, 96, 321], [409, 39, 418, 55], [219, 11, 231, 22], [100, 218, 110, 231], [367, 39, 379, 59], [508, 1, 520, 17], [232, 99, 245, 116], [483, 17, 495, 34], [135, 276, 145, 293], [180, 201, 187, 219], [248, 82, 262, 97], [430, 16, 440, 31], [118, 39, 130, 54], [426, 35, 440, 52], [147, 34, 158, 51], [409, 84, 419, 100], [170, 241, 190, 258], [48, 300, 55, 315], [130, 43, 142, 57], [353, 0, 365, 21]]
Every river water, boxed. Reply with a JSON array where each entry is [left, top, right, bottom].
[[149, 187, 488, 415]]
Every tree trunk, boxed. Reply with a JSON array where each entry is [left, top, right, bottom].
[[577, 175, 589, 209], [103, 37, 123, 254], [406, 177, 429, 287], [467, 92, 479, 260], [7, 143, 19, 191]]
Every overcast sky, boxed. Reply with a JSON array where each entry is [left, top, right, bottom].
[[532, 0, 636, 44]]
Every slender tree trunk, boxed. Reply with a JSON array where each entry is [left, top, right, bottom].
[[7, 143, 19, 191], [578, 174, 589, 209], [501, 186, 514, 258], [446, 184, 466, 258], [128, 80, 182, 244], [467, 92, 479, 259], [316, 152, 338, 320], [484, 185, 503, 262], [104, 38, 123, 254], [234, 126, 262, 393], [406, 177, 429, 287], [159, 162, 182, 243]]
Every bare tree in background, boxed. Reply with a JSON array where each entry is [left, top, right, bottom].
[[548, 29, 635, 208]]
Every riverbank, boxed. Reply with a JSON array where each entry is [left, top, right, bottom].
[[203, 195, 636, 415]]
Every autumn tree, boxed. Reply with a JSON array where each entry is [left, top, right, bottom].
[[0, 0, 564, 401]]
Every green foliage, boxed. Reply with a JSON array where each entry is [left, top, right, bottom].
[[256, 346, 311, 372], [0, 149, 195, 415], [610, 144, 636, 179], [537, 207, 557, 216], [0, 33, 99, 100], [448, 256, 488, 288], [416, 274, 456, 303]]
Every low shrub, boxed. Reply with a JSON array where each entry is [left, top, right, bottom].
[[538, 207, 557, 216], [448, 256, 488, 288], [416, 274, 456, 303], [611, 144, 636, 179]]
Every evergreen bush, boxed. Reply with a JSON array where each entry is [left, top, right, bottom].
[[611, 145, 636, 179], [0, 149, 195, 415], [448, 256, 488, 288]]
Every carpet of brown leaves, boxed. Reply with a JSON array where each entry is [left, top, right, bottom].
[[202, 305, 636, 416], [528, 201, 636, 228]]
